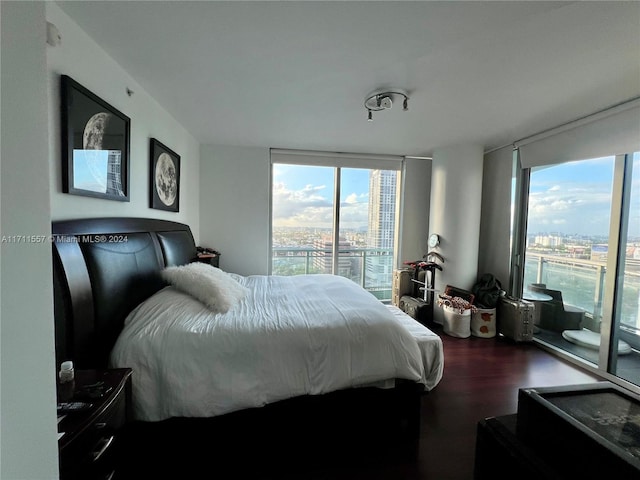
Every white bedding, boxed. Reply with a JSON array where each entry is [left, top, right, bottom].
[[110, 274, 444, 421]]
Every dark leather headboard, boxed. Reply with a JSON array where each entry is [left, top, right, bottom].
[[52, 217, 197, 369]]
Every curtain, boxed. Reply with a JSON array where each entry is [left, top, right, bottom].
[[270, 148, 403, 171], [518, 99, 640, 168]]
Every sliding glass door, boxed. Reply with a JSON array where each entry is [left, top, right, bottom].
[[271, 160, 400, 301], [523, 157, 615, 367], [339, 168, 398, 300], [611, 152, 640, 385], [520, 152, 640, 388], [271, 164, 334, 276]]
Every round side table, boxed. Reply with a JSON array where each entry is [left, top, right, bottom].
[[522, 289, 553, 333]]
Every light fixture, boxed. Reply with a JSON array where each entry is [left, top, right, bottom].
[[364, 90, 409, 121]]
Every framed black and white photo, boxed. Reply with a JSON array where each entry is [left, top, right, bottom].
[[60, 75, 130, 201], [149, 138, 180, 212]]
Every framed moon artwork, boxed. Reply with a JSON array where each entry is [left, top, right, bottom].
[[60, 75, 131, 201], [149, 138, 180, 212]]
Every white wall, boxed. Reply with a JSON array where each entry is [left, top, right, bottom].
[[398, 158, 431, 265], [46, 3, 201, 240], [430, 144, 484, 323], [478, 146, 513, 290], [1, 2, 60, 478], [199, 145, 271, 275], [0, 5, 205, 477], [199, 146, 432, 276]]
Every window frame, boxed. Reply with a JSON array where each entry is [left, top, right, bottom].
[[269, 150, 404, 294], [513, 150, 639, 389]]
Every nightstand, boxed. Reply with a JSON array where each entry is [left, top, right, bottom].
[[197, 253, 220, 268], [57, 368, 132, 480]]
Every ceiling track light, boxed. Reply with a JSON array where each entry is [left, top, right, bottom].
[[364, 90, 409, 121]]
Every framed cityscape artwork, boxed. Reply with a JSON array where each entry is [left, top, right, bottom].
[[60, 75, 130, 201], [149, 138, 180, 212]]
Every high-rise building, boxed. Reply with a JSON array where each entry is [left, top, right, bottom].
[[367, 170, 397, 249], [312, 236, 355, 277], [366, 170, 397, 289], [106, 150, 125, 197]]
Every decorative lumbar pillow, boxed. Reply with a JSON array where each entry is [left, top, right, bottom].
[[161, 262, 249, 313]]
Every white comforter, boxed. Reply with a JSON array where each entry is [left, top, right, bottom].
[[110, 274, 443, 421]]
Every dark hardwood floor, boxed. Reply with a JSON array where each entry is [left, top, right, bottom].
[[416, 330, 602, 480], [277, 327, 603, 480], [120, 327, 603, 479]]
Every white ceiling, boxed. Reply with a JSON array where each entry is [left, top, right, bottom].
[[57, 1, 640, 157]]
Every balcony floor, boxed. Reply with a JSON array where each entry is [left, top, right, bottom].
[[534, 328, 640, 387]]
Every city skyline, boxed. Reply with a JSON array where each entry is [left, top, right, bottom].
[[272, 165, 397, 289]]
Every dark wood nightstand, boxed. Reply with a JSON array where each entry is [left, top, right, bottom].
[[57, 368, 132, 480], [197, 253, 220, 268]]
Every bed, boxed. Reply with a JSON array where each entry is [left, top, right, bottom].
[[52, 217, 444, 475]]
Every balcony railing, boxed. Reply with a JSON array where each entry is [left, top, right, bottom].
[[272, 249, 640, 326], [524, 252, 640, 332], [272, 247, 394, 301]]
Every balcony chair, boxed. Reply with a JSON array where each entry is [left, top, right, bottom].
[[528, 284, 584, 332]]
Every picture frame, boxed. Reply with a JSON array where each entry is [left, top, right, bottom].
[[60, 75, 130, 201], [149, 138, 180, 212]]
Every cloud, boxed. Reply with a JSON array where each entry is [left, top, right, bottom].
[[339, 201, 369, 227], [273, 183, 370, 228], [527, 182, 612, 235], [272, 182, 331, 227], [344, 193, 359, 204]]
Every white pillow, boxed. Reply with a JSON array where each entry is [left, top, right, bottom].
[[161, 262, 249, 313]]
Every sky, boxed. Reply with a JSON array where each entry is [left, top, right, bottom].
[[272, 153, 640, 238], [272, 165, 373, 229], [528, 153, 640, 238], [73, 149, 108, 193]]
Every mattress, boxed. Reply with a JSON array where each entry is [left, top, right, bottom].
[[110, 274, 444, 421]]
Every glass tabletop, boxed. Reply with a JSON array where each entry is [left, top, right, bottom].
[[522, 290, 553, 302]]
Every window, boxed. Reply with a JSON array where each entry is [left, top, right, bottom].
[[512, 100, 640, 390], [523, 157, 616, 366], [613, 151, 640, 385], [270, 150, 402, 301], [521, 153, 640, 385]]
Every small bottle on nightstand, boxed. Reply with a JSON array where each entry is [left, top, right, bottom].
[[58, 361, 75, 401], [59, 360, 74, 383]]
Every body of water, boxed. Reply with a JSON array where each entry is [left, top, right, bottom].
[[524, 256, 640, 330]]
